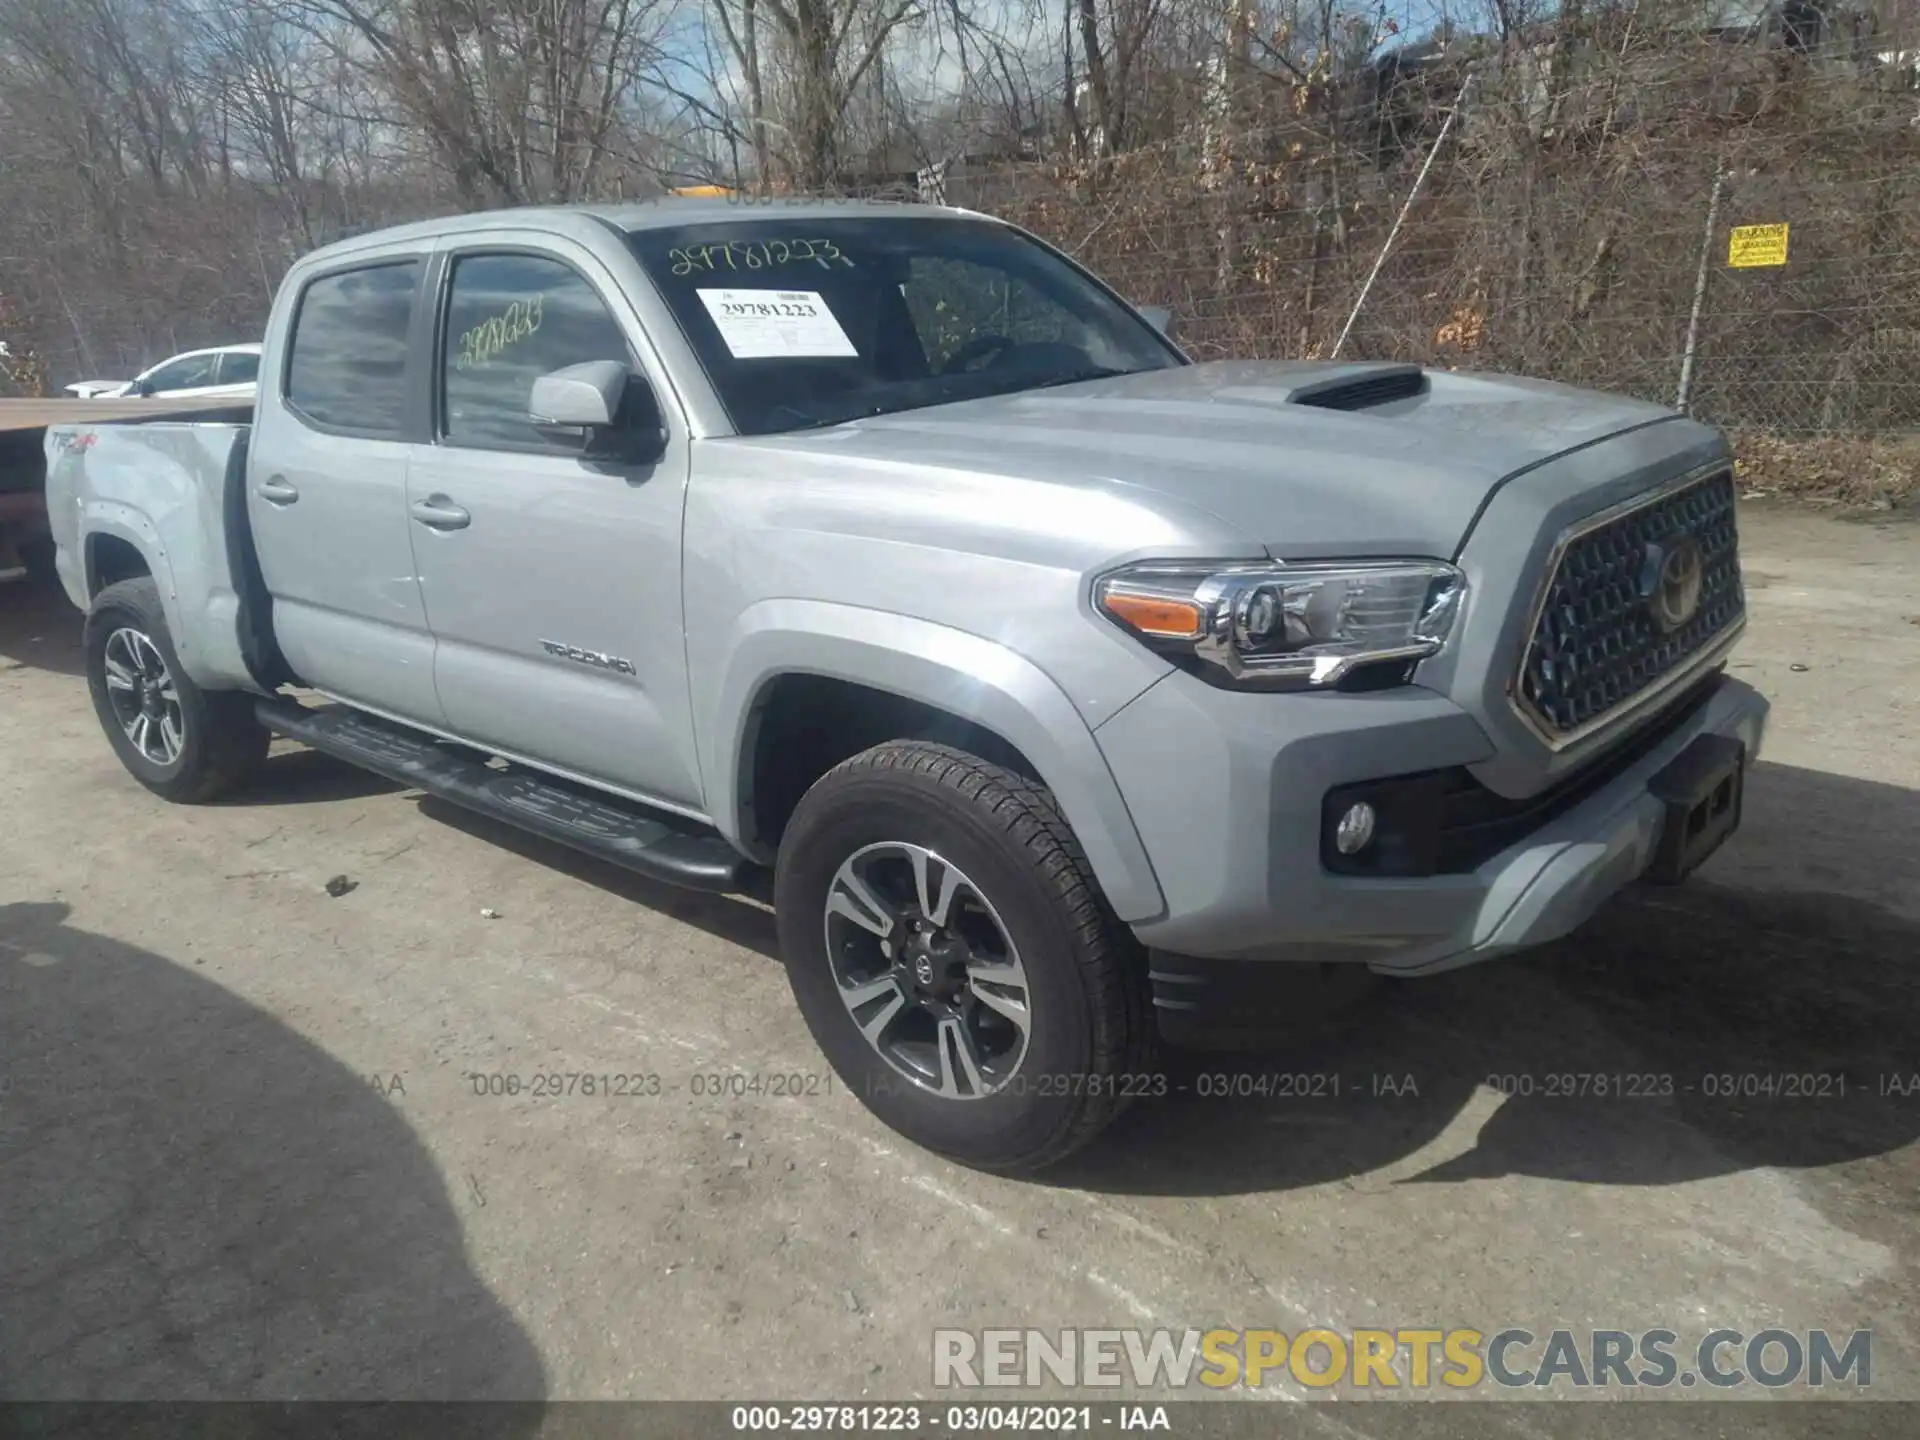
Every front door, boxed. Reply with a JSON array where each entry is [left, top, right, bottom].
[[407, 244, 704, 811]]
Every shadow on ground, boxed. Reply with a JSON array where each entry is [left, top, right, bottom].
[[17, 570, 1917, 1214], [415, 794, 782, 961], [230, 745, 407, 807], [383, 750, 1920, 1211], [0, 900, 547, 1405], [355, 749, 1920, 1207], [0, 578, 404, 806], [0, 574, 84, 678], [1052, 759, 1920, 1199]]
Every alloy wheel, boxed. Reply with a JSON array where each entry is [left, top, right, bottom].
[[823, 841, 1032, 1099], [101, 627, 185, 766]]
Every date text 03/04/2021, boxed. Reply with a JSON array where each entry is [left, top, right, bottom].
[[430, 1069, 1889, 1102], [727, 1405, 1171, 1433], [455, 1071, 837, 1099]]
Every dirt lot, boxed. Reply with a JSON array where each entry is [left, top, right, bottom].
[[2, 505, 1917, 1428]]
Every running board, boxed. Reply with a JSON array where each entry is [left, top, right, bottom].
[[256, 699, 745, 892]]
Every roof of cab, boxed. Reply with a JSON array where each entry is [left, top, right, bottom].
[[296, 197, 990, 269]]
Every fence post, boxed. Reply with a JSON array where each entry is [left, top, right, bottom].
[[1675, 166, 1729, 413]]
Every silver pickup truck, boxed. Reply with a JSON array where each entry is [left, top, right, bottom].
[[44, 198, 1767, 1170]]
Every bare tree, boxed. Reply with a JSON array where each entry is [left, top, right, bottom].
[[0, 0, 1916, 446], [1069, 0, 1172, 154], [707, 0, 928, 185], [293, 0, 675, 205]]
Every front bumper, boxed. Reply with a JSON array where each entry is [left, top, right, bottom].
[[1094, 667, 1768, 1019]]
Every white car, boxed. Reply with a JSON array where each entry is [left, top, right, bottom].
[[63, 343, 261, 401]]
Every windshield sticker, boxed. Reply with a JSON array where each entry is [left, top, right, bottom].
[[456, 295, 545, 371], [696, 288, 857, 359], [669, 239, 855, 276]]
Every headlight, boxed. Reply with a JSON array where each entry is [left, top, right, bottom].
[[1094, 559, 1465, 690]]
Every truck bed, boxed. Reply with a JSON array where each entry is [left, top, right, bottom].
[[4, 398, 256, 568], [42, 411, 273, 696]]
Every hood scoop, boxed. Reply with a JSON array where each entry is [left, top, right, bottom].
[[1287, 364, 1428, 412]]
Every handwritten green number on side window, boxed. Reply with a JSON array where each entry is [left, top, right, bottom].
[[667, 240, 855, 276], [456, 293, 546, 371]]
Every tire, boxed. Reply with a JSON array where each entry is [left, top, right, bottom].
[[774, 741, 1154, 1172], [84, 576, 268, 802]]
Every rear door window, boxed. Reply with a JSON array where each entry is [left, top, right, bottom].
[[286, 261, 421, 436]]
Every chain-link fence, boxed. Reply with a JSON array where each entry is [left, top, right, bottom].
[[935, 37, 1920, 440]]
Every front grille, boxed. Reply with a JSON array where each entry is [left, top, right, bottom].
[[1516, 469, 1743, 740]]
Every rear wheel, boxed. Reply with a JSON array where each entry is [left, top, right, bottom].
[[84, 577, 268, 802], [774, 741, 1153, 1172]]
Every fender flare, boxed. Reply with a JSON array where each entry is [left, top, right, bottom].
[[704, 600, 1167, 925], [78, 506, 191, 659]]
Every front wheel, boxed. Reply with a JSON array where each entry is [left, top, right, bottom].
[[84, 577, 268, 802], [774, 741, 1154, 1172]]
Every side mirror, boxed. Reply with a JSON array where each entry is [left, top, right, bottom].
[[1137, 305, 1175, 339], [530, 360, 667, 465], [131, 379, 158, 398]]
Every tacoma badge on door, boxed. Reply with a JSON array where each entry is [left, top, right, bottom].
[[539, 639, 637, 675]]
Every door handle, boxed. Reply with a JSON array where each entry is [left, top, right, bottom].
[[255, 476, 299, 505], [410, 495, 472, 531]]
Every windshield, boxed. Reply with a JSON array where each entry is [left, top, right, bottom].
[[626, 216, 1183, 436]]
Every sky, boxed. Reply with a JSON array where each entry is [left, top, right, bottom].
[[658, 0, 1469, 125]]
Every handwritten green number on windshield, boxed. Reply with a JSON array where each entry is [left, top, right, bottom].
[[668, 239, 853, 277]]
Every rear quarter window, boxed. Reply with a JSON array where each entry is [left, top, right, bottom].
[[285, 262, 420, 436]]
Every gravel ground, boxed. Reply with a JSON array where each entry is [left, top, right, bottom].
[[2, 504, 1916, 1435]]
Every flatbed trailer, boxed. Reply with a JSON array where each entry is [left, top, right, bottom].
[[0, 397, 252, 580]]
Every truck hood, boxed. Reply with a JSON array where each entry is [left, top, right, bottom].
[[759, 360, 1681, 558]]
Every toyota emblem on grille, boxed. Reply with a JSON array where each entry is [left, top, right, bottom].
[[1639, 534, 1705, 632]]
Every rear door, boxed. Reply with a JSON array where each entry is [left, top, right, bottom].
[[248, 255, 444, 724], [406, 240, 704, 810]]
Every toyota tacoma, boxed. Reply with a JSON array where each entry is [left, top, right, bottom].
[[41, 199, 1766, 1170]]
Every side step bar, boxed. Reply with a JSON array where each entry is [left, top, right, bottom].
[[257, 699, 746, 892]]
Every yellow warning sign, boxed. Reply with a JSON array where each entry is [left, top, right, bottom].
[[1728, 223, 1789, 268]]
